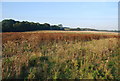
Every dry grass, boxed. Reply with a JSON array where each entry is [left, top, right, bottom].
[[2, 31, 120, 79], [2, 31, 119, 44], [25, 30, 119, 34]]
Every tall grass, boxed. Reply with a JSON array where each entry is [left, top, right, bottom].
[[2, 32, 120, 79]]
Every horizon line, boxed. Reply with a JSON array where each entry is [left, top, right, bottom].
[[1, 18, 118, 31]]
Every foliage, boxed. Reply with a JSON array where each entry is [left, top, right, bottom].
[[1, 19, 119, 32], [1, 19, 64, 32]]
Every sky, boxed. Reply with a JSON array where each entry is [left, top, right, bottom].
[[1, 0, 120, 2], [2, 2, 118, 30]]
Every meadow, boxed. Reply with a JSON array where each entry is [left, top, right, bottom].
[[2, 31, 120, 80]]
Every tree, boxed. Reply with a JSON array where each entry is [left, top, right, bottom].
[[0, 22, 2, 32], [43, 23, 50, 30], [58, 24, 64, 30], [76, 27, 81, 30], [2, 19, 16, 32], [2, 19, 65, 32], [58, 24, 63, 27]]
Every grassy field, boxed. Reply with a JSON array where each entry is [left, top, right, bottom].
[[20, 30, 119, 35], [2, 31, 120, 80]]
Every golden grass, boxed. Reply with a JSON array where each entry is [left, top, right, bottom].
[[24, 30, 119, 35], [2, 31, 120, 79]]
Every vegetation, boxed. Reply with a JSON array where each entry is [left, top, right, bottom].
[[2, 32, 120, 80], [1, 19, 119, 32], [1, 19, 64, 32]]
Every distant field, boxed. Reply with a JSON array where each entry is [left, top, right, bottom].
[[24, 30, 119, 35], [2, 31, 120, 79], [2, 30, 118, 35], [2, 31, 119, 44]]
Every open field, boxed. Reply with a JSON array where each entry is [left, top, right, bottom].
[[2, 31, 120, 79], [23, 30, 119, 35], [3, 30, 119, 35]]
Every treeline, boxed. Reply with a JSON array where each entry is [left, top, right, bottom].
[[0, 19, 119, 32], [1, 19, 64, 32], [68, 28, 98, 31], [64, 27, 119, 33]]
